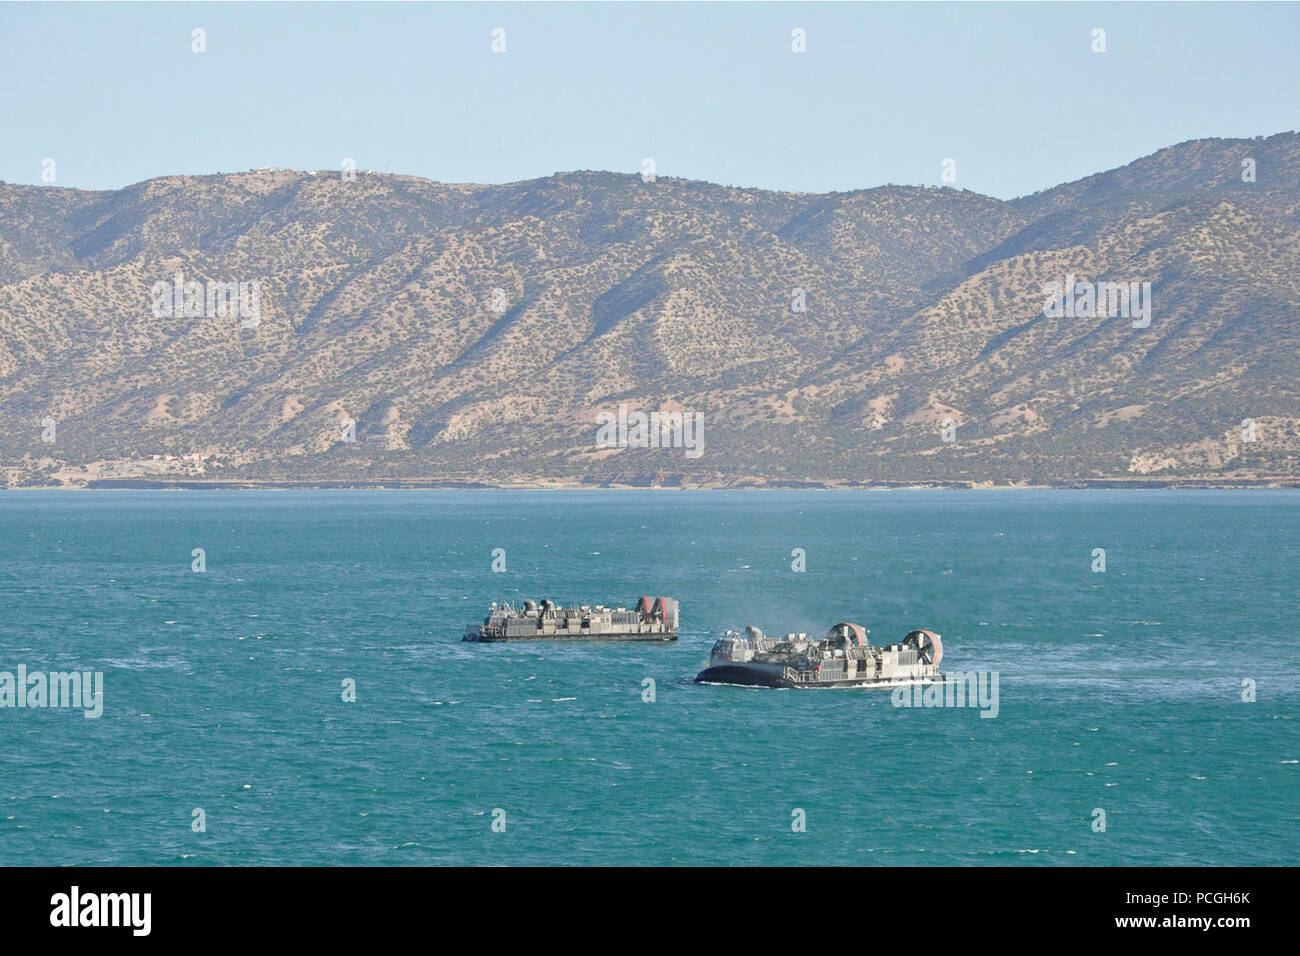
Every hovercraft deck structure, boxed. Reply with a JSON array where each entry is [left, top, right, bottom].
[[463, 596, 678, 642], [695, 622, 942, 688]]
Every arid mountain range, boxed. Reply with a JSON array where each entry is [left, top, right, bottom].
[[2, 132, 1298, 488]]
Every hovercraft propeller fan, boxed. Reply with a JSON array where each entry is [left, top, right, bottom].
[[902, 629, 943, 667]]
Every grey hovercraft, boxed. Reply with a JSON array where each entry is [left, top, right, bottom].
[[463, 596, 678, 642], [695, 622, 942, 688]]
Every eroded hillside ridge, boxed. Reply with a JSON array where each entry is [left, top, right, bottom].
[[1, 133, 1298, 487]]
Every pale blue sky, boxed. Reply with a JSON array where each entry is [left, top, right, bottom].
[[1, 1, 1297, 198]]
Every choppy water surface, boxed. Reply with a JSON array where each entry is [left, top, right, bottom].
[[0, 490, 1295, 865]]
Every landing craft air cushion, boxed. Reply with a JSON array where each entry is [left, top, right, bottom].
[[463, 597, 678, 642], [695, 622, 943, 688]]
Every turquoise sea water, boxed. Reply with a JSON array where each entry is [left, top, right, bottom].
[[0, 490, 1296, 866]]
